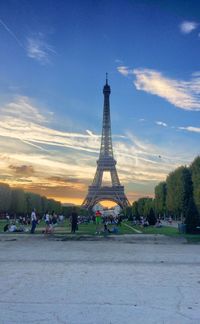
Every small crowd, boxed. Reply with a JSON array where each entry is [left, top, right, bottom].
[[3, 210, 65, 234]]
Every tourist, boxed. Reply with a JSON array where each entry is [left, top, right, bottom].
[[168, 216, 172, 225], [103, 217, 111, 233], [30, 209, 37, 234], [117, 215, 122, 226], [95, 210, 102, 234], [143, 219, 149, 227], [155, 219, 162, 228], [44, 211, 51, 234], [9, 223, 17, 232], [5, 213, 10, 222], [59, 214, 64, 224], [71, 207, 78, 234], [52, 211, 58, 226]]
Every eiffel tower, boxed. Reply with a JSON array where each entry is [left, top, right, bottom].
[[82, 75, 130, 210]]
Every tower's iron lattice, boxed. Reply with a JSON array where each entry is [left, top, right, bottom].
[[82, 77, 130, 210]]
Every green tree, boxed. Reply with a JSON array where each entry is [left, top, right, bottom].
[[47, 199, 61, 214], [137, 197, 153, 217], [143, 198, 154, 217], [41, 196, 48, 215], [10, 188, 27, 215], [25, 192, 42, 215], [184, 197, 199, 233], [0, 183, 11, 212], [154, 182, 167, 217], [166, 166, 192, 220], [147, 208, 157, 225], [62, 205, 74, 218], [190, 156, 200, 216], [132, 201, 139, 220], [125, 206, 133, 220]]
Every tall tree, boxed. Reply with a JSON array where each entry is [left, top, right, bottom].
[[184, 197, 199, 233], [137, 197, 153, 217], [25, 192, 42, 215], [0, 183, 11, 212], [154, 182, 167, 217], [147, 208, 157, 225], [166, 166, 192, 220], [190, 156, 200, 216], [10, 188, 27, 215], [132, 201, 139, 220]]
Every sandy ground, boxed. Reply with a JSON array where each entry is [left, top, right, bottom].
[[0, 234, 200, 324]]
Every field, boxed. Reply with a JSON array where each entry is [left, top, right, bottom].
[[1, 219, 200, 242]]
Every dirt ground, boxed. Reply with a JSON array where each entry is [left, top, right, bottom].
[[0, 234, 200, 324]]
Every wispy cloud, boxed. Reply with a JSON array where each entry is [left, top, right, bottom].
[[26, 35, 56, 64], [1, 96, 48, 123], [0, 18, 55, 65], [115, 59, 124, 64], [117, 66, 129, 76], [179, 126, 200, 133], [0, 96, 194, 203], [118, 67, 200, 111], [180, 21, 198, 34], [156, 121, 167, 127], [0, 18, 24, 48]]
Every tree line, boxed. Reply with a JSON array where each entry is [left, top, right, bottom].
[[0, 183, 62, 217], [0, 183, 90, 219], [126, 156, 200, 233]]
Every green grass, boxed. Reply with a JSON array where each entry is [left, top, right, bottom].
[[0, 220, 7, 232], [1, 219, 200, 242], [131, 224, 179, 235], [129, 222, 200, 243], [0, 219, 137, 235]]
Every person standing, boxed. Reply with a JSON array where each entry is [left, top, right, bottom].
[[71, 207, 78, 234], [95, 210, 102, 234], [44, 211, 50, 234], [30, 209, 37, 234]]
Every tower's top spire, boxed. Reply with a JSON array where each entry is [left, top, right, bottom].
[[103, 72, 111, 94]]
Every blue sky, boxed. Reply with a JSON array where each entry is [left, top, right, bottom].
[[0, 0, 200, 205]]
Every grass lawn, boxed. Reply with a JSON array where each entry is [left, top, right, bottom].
[[131, 223, 179, 236], [0, 219, 200, 242], [0, 219, 139, 235], [129, 222, 200, 243]]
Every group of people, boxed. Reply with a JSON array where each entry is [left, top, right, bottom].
[[3, 208, 123, 235], [43, 211, 64, 234], [95, 210, 122, 234], [68, 209, 123, 235], [132, 216, 163, 228], [3, 210, 37, 233], [3, 209, 65, 234]]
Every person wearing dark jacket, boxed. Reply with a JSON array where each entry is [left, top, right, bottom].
[[71, 208, 78, 234]]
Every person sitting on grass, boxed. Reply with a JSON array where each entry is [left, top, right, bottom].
[[143, 219, 149, 227], [155, 219, 162, 228], [9, 223, 17, 232], [103, 217, 112, 234]]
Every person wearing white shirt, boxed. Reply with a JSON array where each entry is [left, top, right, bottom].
[[30, 209, 37, 234]]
